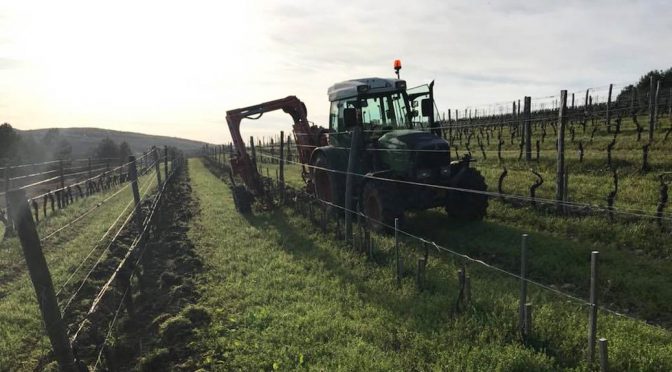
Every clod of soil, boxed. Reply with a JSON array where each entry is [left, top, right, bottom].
[[139, 348, 171, 371], [159, 315, 193, 345], [159, 271, 181, 288], [150, 313, 173, 331], [181, 304, 211, 327]]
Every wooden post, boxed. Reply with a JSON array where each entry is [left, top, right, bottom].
[[517, 99, 521, 117], [648, 76, 655, 142], [395, 217, 401, 287], [524, 303, 533, 337], [464, 275, 471, 305], [588, 251, 599, 363], [344, 126, 362, 244], [87, 158, 92, 178], [249, 136, 257, 170], [416, 258, 426, 291], [606, 84, 613, 132], [519, 234, 528, 335], [279, 131, 285, 200], [164, 145, 169, 177], [556, 90, 567, 212], [128, 156, 143, 230], [457, 269, 465, 310], [523, 97, 532, 161], [668, 88, 672, 121], [654, 80, 660, 125], [599, 338, 608, 372], [152, 146, 162, 185], [59, 159, 65, 191], [571, 93, 575, 110], [7, 189, 77, 372], [118, 157, 124, 184]]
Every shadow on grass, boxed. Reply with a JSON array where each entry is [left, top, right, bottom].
[[239, 208, 471, 335], [243, 202, 672, 329]]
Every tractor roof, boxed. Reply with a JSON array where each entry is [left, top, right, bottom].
[[327, 77, 406, 102]]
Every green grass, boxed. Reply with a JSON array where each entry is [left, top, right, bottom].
[[0, 172, 158, 371], [188, 158, 672, 371]]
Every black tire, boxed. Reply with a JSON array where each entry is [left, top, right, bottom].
[[445, 167, 488, 220], [361, 181, 404, 232], [232, 185, 252, 214], [312, 154, 343, 208]]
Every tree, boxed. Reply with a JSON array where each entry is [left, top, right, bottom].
[[118, 141, 132, 162], [616, 67, 672, 108], [0, 123, 19, 162], [93, 137, 119, 159]]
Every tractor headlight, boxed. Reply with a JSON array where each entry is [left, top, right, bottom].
[[357, 84, 370, 93], [417, 169, 432, 179], [440, 166, 451, 177]]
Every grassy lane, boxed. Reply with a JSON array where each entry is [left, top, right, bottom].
[[0, 172, 157, 370], [257, 158, 672, 322], [188, 158, 671, 371]]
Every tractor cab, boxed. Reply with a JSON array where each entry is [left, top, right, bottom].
[[326, 78, 438, 147]]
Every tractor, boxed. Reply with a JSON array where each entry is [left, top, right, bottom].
[[225, 62, 488, 229]]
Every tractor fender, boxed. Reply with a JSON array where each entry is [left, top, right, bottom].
[[309, 146, 350, 175]]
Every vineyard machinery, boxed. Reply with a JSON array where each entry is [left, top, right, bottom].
[[225, 60, 488, 228]]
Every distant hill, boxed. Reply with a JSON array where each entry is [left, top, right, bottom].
[[19, 127, 207, 158]]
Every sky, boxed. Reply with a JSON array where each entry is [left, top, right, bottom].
[[1, 0, 671, 143]]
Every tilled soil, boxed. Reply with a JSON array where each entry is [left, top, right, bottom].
[[42, 165, 207, 371]]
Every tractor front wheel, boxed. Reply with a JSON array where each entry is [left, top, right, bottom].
[[361, 181, 404, 232], [445, 167, 488, 220], [312, 154, 343, 208]]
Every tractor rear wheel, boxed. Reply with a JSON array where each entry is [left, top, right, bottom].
[[232, 185, 252, 214], [445, 167, 488, 220], [361, 181, 404, 232], [312, 154, 343, 208]]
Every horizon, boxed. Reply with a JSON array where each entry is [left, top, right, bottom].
[[2, 0, 671, 143]]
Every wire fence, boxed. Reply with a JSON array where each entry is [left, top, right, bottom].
[[251, 151, 672, 223], [1, 146, 184, 370]]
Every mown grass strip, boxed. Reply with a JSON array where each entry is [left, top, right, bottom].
[[188, 158, 671, 371]]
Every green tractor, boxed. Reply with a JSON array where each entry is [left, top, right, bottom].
[[309, 77, 488, 229], [226, 69, 488, 228]]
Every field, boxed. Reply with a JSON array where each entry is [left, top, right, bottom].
[[1, 111, 671, 370]]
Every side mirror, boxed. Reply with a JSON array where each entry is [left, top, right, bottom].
[[421, 98, 433, 117], [343, 108, 358, 128]]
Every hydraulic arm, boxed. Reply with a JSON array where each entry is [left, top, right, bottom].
[[225, 96, 326, 195]]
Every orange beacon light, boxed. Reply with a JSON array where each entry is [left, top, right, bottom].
[[393, 59, 402, 78]]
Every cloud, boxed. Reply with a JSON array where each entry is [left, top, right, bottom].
[[1, 0, 671, 142]]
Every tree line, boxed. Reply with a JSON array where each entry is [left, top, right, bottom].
[[0, 123, 133, 166]]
